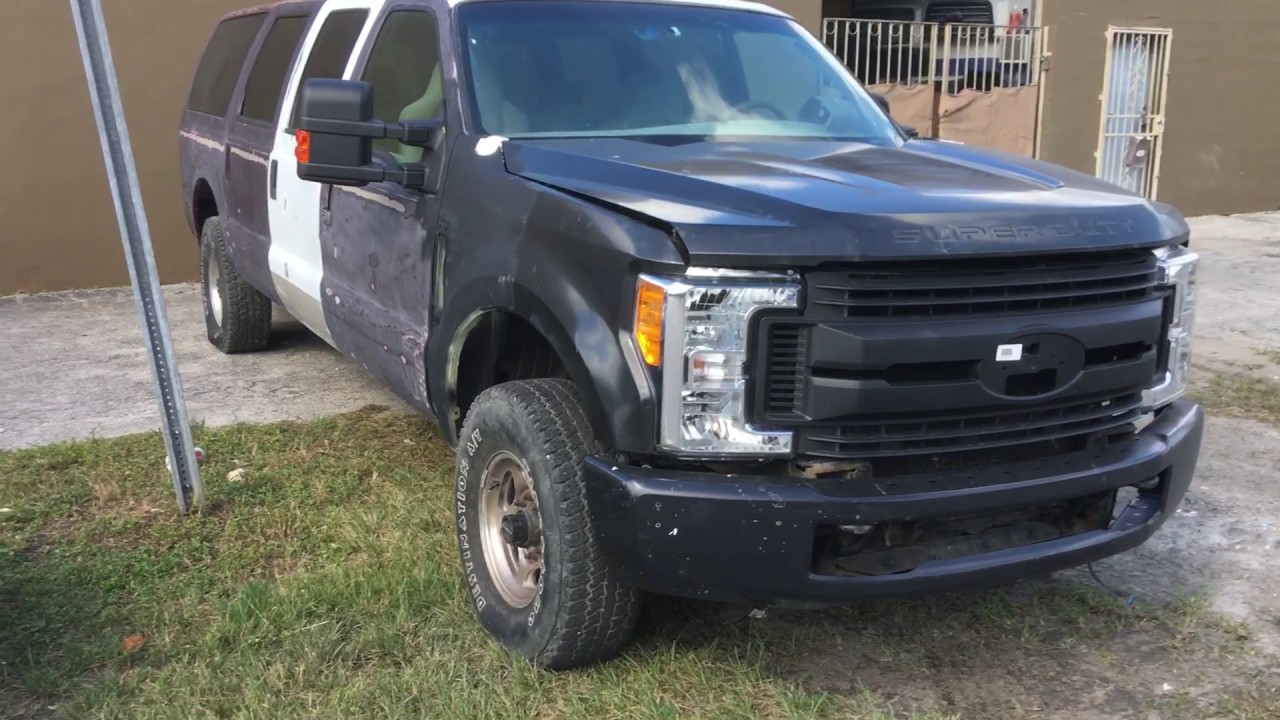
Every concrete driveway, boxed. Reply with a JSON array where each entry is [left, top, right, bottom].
[[0, 284, 407, 452], [2, 212, 1280, 646]]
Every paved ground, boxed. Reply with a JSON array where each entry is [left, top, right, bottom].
[[2, 212, 1280, 654], [0, 284, 407, 452]]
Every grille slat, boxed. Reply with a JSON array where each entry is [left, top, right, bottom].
[[808, 250, 1159, 319], [803, 393, 1143, 457], [764, 325, 805, 415], [816, 278, 1157, 310]]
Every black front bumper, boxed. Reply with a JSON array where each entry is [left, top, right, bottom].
[[585, 399, 1204, 606]]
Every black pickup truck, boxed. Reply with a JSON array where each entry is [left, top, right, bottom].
[[180, 0, 1203, 669]]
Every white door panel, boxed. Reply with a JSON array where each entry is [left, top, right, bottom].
[[267, 0, 388, 347]]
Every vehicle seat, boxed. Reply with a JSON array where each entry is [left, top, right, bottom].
[[393, 64, 443, 164]]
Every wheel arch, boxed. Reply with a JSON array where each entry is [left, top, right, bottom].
[[442, 302, 616, 450], [191, 178, 220, 240]]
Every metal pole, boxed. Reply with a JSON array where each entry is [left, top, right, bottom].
[[69, 0, 204, 513]]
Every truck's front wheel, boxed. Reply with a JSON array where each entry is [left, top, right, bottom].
[[454, 379, 640, 669]]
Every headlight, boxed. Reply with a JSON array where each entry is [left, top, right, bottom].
[[1144, 244, 1199, 409], [635, 271, 800, 456]]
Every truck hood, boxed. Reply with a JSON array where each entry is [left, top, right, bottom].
[[502, 137, 1190, 267]]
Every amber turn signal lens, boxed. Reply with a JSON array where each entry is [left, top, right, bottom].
[[635, 279, 665, 367], [294, 130, 311, 164]]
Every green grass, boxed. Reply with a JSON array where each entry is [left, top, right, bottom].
[[1192, 370, 1280, 424], [0, 407, 1273, 719], [0, 408, 862, 720]]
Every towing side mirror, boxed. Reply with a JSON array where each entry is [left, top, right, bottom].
[[297, 79, 376, 186], [296, 78, 441, 190]]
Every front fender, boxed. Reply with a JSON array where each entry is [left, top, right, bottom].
[[430, 138, 686, 452], [429, 276, 656, 452]]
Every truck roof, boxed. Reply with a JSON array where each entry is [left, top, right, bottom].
[[223, 0, 787, 19], [225, 0, 319, 19], [442, 0, 788, 15]]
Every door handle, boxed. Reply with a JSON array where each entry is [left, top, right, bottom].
[[269, 159, 278, 200]]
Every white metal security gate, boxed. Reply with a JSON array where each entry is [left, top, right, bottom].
[[1096, 27, 1173, 200], [822, 17, 1048, 157]]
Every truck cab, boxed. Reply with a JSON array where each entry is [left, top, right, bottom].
[[180, 0, 1204, 670]]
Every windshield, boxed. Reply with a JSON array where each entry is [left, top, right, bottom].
[[456, 0, 902, 142]]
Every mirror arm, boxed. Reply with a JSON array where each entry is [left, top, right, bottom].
[[299, 118, 442, 147], [299, 160, 428, 190], [392, 121, 442, 146], [394, 163, 428, 190], [302, 116, 391, 139]]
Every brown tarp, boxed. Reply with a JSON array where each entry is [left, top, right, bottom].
[[937, 86, 1038, 157], [869, 83, 936, 138]]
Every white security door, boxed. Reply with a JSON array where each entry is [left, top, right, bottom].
[[1096, 27, 1173, 200], [267, 0, 387, 346]]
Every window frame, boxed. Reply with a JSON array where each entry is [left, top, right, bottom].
[[237, 12, 312, 127]]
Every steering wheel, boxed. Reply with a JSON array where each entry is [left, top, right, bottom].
[[734, 100, 786, 120]]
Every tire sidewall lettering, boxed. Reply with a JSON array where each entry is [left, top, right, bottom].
[[457, 428, 486, 613]]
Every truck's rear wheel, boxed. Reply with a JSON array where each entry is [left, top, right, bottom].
[[200, 216, 271, 353], [454, 379, 640, 669]]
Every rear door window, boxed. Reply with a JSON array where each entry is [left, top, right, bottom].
[[240, 15, 309, 124], [188, 14, 266, 116], [287, 9, 370, 131]]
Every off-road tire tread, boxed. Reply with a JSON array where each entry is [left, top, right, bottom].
[[201, 217, 271, 353], [464, 378, 640, 669]]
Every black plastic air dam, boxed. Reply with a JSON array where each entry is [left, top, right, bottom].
[[584, 399, 1203, 606]]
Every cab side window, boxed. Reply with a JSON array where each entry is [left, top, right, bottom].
[[287, 10, 370, 131], [362, 10, 443, 162]]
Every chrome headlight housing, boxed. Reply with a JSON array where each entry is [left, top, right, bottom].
[[636, 271, 800, 456], [1144, 244, 1199, 409]]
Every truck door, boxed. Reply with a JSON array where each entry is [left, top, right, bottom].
[[223, 11, 308, 299], [267, 1, 383, 346], [317, 4, 452, 411]]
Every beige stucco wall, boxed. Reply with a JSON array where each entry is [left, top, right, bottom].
[[0, 0, 807, 295], [770, 0, 822, 35], [1, 1, 251, 296], [1039, 0, 1280, 217]]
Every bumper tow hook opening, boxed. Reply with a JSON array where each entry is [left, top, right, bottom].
[[838, 524, 875, 535]]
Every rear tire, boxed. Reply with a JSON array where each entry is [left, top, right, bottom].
[[454, 378, 640, 669], [200, 216, 271, 354]]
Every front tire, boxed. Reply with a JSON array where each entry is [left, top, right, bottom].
[[200, 216, 271, 354], [454, 379, 640, 669]]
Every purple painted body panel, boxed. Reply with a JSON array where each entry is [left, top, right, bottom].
[[223, 118, 279, 301], [320, 180, 439, 412]]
